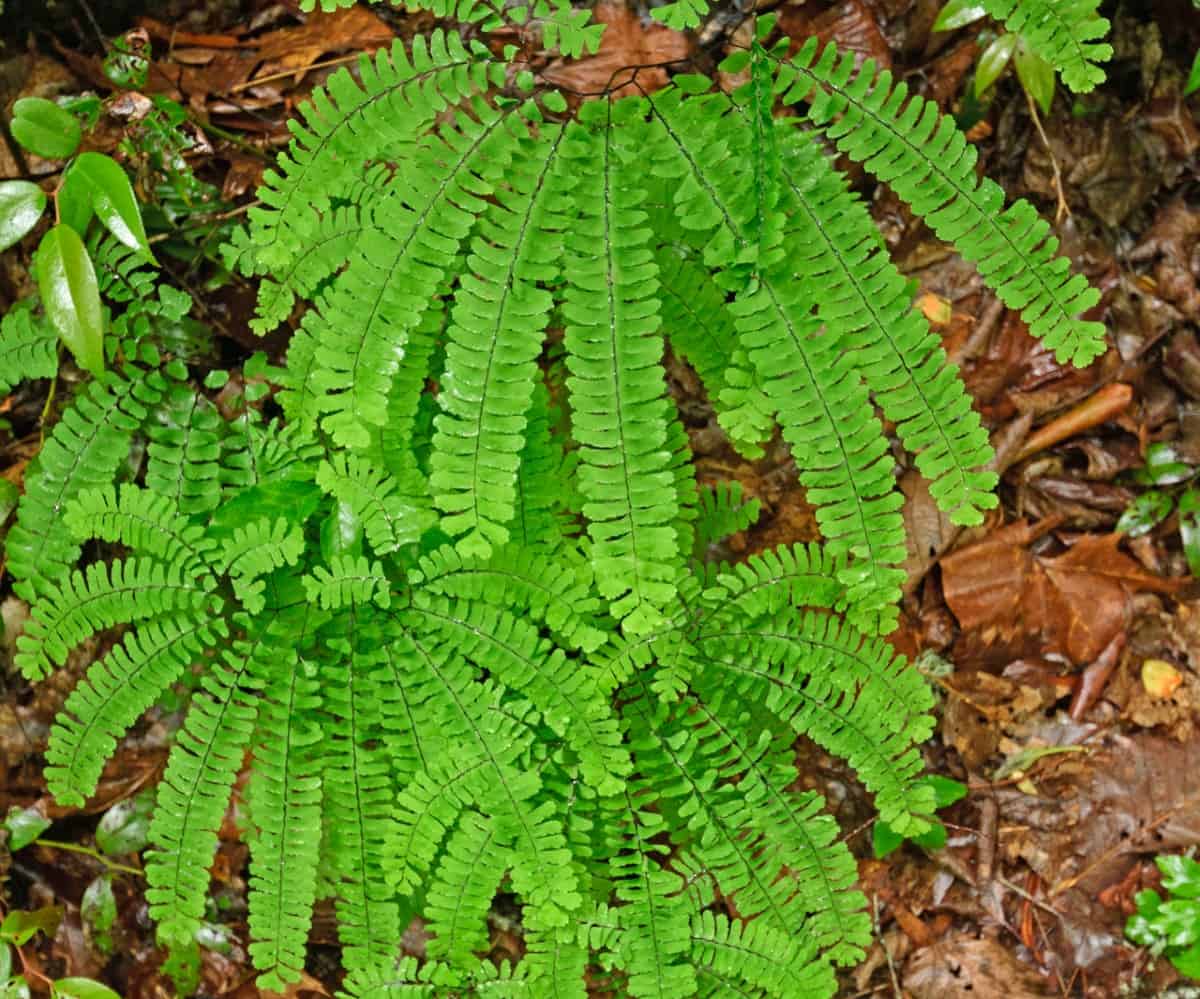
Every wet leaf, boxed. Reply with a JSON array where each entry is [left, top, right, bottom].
[[4, 805, 50, 851], [72, 153, 152, 261], [934, 0, 988, 32], [1, 977, 30, 999], [80, 877, 116, 937], [975, 33, 1017, 97], [0, 907, 62, 947], [1178, 488, 1200, 576], [0, 944, 9, 980], [10, 98, 82, 160], [95, 793, 153, 855], [1142, 658, 1184, 698], [35, 225, 105, 376], [56, 165, 94, 237], [1134, 442, 1196, 486], [1116, 490, 1174, 537], [1014, 37, 1056, 115], [51, 978, 121, 999], [0, 181, 47, 253]]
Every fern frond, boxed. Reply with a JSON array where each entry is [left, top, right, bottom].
[[701, 543, 846, 624], [689, 910, 834, 998], [430, 118, 568, 554], [216, 517, 306, 614], [91, 237, 193, 349], [777, 40, 1106, 365], [649, 89, 907, 620], [610, 791, 697, 999], [146, 626, 265, 951], [316, 453, 431, 555], [303, 555, 391, 610], [561, 106, 681, 634], [655, 249, 738, 401], [0, 306, 58, 393], [237, 32, 499, 276], [44, 616, 223, 806], [409, 594, 631, 795], [62, 484, 216, 573], [696, 611, 936, 834], [511, 382, 575, 551], [694, 481, 760, 555], [980, 0, 1111, 93], [424, 809, 507, 963], [15, 558, 220, 680], [7, 366, 166, 599], [412, 543, 607, 652], [778, 126, 997, 525], [308, 98, 524, 448], [246, 640, 323, 991], [320, 641, 401, 977], [145, 381, 225, 518]]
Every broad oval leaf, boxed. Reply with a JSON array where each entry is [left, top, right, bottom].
[[933, 0, 988, 32], [51, 978, 122, 999], [1187, 50, 1200, 97], [1177, 488, 1200, 577], [0, 181, 47, 253], [975, 33, 1017, 97], [1116, 490, 1174, 537], [73, 153, 152, 260], [10, 98, 81, 160], [35, 225, 105, 376]]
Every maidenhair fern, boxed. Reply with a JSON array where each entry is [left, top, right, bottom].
[[0, 0, 1114, 995]]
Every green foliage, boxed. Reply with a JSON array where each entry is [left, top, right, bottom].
[[2, 2, 1114, 996], [1127, 854, 1200, 979]]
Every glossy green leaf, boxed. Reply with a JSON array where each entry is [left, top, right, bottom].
[[4, 805, 50, 851], [10, 98, 81, 160], [1173, 940, 1200, 978], [1134, 443, 1196, 486], [1178, 488, 1200, 578], [95, 792, 153, 855], [1186, 50, 1200, 97], [0, 907, 62, 947], [911, 821, 949, 852], [871, 820, 905, 859], [0, 943, 10, 981], [1158, 855, 1200, 899], [35, 225, 105, 376], [80, 877, 117, 941], [206, 480, 322, 542], [320, 502, 364, 563], [975, 33, 1017, 97], [56, 165, 94, 236], [1014, 38, 1056, 115], [52, 978, 122, 999], [73, 153, 152, 261], [1117, 490, 1175, 537], [925, 774, 968, 809], [1, 977, 31, 999], [934, 0, 988, 32], [0, 181, 47, 253]]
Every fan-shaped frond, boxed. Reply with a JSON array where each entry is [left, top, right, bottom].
[[216, 517, 306, 614]]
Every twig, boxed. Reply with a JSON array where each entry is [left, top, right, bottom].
[[33, 838, 143, 877], [871, 895, 903, 999], [1025, 89, 1069, 223], [229, 52, 368, 93]]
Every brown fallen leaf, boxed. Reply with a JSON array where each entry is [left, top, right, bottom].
[[902, 932, 1058, 998], [541, 2, 690, 98], [778, 0, 891, 69], [942, 523, 1183, 664]]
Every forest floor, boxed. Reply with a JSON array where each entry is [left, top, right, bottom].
[[1, 0, 1199, 996]]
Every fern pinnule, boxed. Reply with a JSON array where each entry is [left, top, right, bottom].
[[689, 910, 835, 998]]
